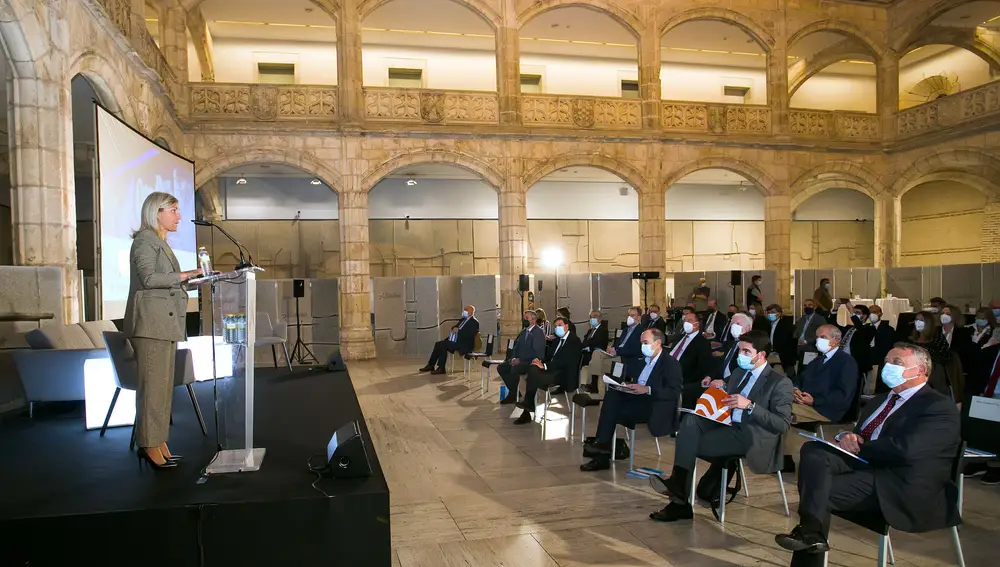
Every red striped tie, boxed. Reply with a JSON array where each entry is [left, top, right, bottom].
[[860, 393, 901, 441], [672, 335, 690, 360]]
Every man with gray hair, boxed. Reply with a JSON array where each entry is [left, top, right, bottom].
[[776, 342, 961, 563], [498, 310, 546, 405], [706, 312, 755, 386], [793, 324, 858, 423]]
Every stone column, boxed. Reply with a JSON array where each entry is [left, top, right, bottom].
[[498, 161, 527, 346], [877, 51, 900, 141], [873, 193, 897, 270], [637, 5, 660, 130], [162, 7, 188, 81], [338, 185, 376, 360], [198, 178, 224, 221], [768, 41, 790, 135], [638, 189, 666, 307], [764, 193, 792, 310], [982, 201, 1000, 263], [336, 0, 365, 126], [185, 8, 215, 82], [496, 0, 521, 125], [6, 6, 79, 322]]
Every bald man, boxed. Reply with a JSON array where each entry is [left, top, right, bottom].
[[420, 304, 479, 375]]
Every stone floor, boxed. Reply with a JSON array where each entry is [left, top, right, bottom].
[[347, 357, 998, 567]]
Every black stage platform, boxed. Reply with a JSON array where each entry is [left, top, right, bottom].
[[0, 368, 390, 567]]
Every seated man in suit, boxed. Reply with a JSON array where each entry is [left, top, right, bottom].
[[647, 330, 794, 521], [579, 328, 682, 471], [794, 299, 824, 371], [775, 343, 962, 563], [793, 325, 858, 422], [590, 307, 644, 378], [644, 304, 668, 333], [419, 304, 479, 375], [671, 311, 715, 409], [868, 305, 895, 392], [701, 299, 727, 346], [706, 312, 755, 386], [498, 310, 546, 405], [515, 317, 583, 424], [960, 341, 1000, 483], [580, 310, 610, 392], [765, 304, 796, 376]]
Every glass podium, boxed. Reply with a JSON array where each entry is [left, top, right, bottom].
[[188, 266, 266, 474]]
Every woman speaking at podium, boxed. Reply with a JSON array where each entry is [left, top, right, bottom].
[[124, 192, 203, 470]]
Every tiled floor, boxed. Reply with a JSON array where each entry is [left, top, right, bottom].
[[348, 358, 997, 567]]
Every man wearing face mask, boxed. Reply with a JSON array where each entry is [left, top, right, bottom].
[[580, 329, 682, 471], [928, 297, 947, 314], [580, 310, 610, 392], [704, 312, 754, 386], [515, 317, 583, 424], [591, 307, 644, 379], [498, 310, 546, 405], [776, 343, 961, 562], [794, 299, 823, 373], [813, 278, 833, 313], [746, 275, 764, 313], [648, 330, 794, 521], [841, 305, 874, 384], [672, 312, 715, 409], [765, 304, 796, 376], [644, 304, 668, 333], [869, 306, 895, 388], [420, 304, 480, 375], [701, 299, 727, 345], [793, 325, 858, 423]]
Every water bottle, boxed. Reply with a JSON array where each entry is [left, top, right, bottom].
[[236, 313, 247, 344], [224, 314, 236, 343], [198, 247, 212, 275]]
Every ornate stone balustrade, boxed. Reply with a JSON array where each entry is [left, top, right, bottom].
[[897, 80, 1000, 139], [189, 83, 339, 122], [790, 109, 880, 141], [96, 0, 130, 38], [521, 95, 641, 130], [660, 101, 772, 135], [363, 88, 498, 125], [95, 0, 172, 81]]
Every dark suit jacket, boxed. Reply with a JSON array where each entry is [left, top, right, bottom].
[[613, 324, 644, 375], [712, 340, 741, 382], [841, 320, 874, 370], [965, 343, 1000, 397], [673, 333, 715, 407], [947, 326, 975, 379], [794, 349, 858, 422], [854, 385, 962, 533], [701, 310, 727, 340], [453, 316, 480, 353], [765, 317, 795, 366], [750, 314, 769, 332], [541, 334, 583, 390], [643, 317, 667, 333], [629, 352, 683, 438], [579, 322, 609, 367], [511, 325, 546, 363], [726, 364, 794, 474], [871, 320, 895, 369]]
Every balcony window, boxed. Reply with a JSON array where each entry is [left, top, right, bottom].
[[621, 80, 639, 99], [388, 68, 423, 88], [257, 63, 296, 85], [520, 74, 542, 94]]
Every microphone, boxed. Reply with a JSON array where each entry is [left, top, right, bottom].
[[192, 219, 253, 270]]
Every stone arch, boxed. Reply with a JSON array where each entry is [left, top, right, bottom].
[[360, 0, 500, 29], [659, 7, 775, 50], [360, 149, 503, 194], [788, 20, 885, 61], [150, 124, 180, 152], [194, 149, 343, 192], [522, 154, 649, 194], [790, 161, 884, 210], [519, 0, 643, 38], [892, 149, 1000, 201], [902, 30, 1000, 71], [661, 157, 776, 196], [789, 44, 875, 97], [893, 0, 997, 52], [68, 51, 137, 126]]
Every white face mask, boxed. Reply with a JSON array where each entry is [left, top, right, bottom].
[[683, 321, 694, 334], [729, 323, 743, 339], [649, 312, 659, 320], [928, 307, 939, 314], [914, 320, 926, 332], [748, 309, 756, 317], [626, 316, 636, 327], [940, 314, 953, 325], [816, 337, 832, 353], [869, 313, 880, 324]]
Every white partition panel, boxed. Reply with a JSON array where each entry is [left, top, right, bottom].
[[374, 277, 407, 357]]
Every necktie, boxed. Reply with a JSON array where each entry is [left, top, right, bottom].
[[672, 335, 690, 360], [734, 371, 752, 394], [984, 352, 1000, 396], [553, 338, 564, 358], [860, 393, 901, 440], [722, 344, 737, 377]]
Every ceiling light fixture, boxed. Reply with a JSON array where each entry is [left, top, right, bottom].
[[236, 175, 247, 185], [987, 14, 1000, 23], [406, 178, 417, 186], [845, 60, 874, 65], [310, 178, 321, 185]]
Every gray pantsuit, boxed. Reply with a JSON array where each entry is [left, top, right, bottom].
[[123, 229, 190, 449], [132, 337, 177, 447]]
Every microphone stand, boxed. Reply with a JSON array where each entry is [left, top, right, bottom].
[[192, 220, 255, 269]]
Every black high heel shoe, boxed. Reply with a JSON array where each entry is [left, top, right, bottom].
[[137, 450, 178, 470], [164, 454, 183, 462]]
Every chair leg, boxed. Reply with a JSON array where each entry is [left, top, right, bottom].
[[628, 428, 636, 472], [950, 526, 966, 567], [129, 426, 136, 451], [581, 407, 587, 442], [777, 471, 790, 517], [877, 535, 889, 567], [188, 384, 208, 436], [271, 345, 278, 368], [611, 427, 617, 462], [886, 534, 895, 565], [28, 401, 33, 419], [817, 425, 825, 441], [689, 462, 698, 507], [654, 437, 661, 456], [100, 387, 122, 437], [739, 459, 750, 498], [719, 464, 728, 525], [281, 343, 292, 372]]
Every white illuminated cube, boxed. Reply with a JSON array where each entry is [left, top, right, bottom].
[[84, 357, 135, 430], [179, 335, 234, 381]]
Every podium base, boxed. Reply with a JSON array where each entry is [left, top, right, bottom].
[[206, 448, 267, 474]]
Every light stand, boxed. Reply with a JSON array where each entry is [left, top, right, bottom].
[[289, 295, 317, 365]]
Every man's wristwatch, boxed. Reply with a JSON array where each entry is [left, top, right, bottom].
[[746, 401, 755, 415]]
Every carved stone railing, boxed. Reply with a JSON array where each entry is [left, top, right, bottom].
[[96, 0, 131, 38], [189, 83, 339, 122], [95, 0, 172, 81], [521, 94, 641, 130], [896, 80, 1000, 139], [363, 88, 498, 125], [790, 109, 880, 141], [660, 101, 772, 135]]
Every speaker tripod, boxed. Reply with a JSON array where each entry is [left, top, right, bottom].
[[289, 295, 318, 365]]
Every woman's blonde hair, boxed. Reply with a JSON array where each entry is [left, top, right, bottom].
[[132, 192, 178, 239]]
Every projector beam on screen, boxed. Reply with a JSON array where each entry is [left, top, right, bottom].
[[95, 104, 197, 320]]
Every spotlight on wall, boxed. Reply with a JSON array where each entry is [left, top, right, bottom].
[[540, 246, 565, 269], [406, 178, 417, 186], [310, 178, 321, 185], [236, 175, 247, 185]]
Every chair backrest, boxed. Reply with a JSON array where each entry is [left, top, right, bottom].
[[256, 311, 276, 338], [505, 338, 515, 360], [102, 331, 139, 391], [483, 334, 495, 356]]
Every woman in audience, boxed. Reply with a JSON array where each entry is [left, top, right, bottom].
[[536, 308, 553, 340], [970, 306, 998, 348], [906, 310, 953, 396], [125, 192, 204, 470]]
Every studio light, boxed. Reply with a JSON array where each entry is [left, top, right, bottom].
[[236, 175, 248, 185], [406, 178, 417, 186], [310, 178, 321, 185], [541, 246, 565, 269]]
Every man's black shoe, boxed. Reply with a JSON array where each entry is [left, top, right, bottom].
[[513, 412, 533, 425], [648, 466, 690, 501], [500, 392, 517, 405], [649, 503, 693, 522], [583, 442, 611, 458], [782, 455, 797, 474], [775, 527, 830, 554], [580, 458, 610, 472]]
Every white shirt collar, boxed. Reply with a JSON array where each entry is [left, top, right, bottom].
[[824, 346, 839, 360], [645, 349, 662, 366], [893, 382, 926, 402], [685, 331, 699, 339], [750, 362, 767, 380]]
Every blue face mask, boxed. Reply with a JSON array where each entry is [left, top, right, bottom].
[[767, 313, 777, 322], [554, 326, 566, 338], [462, 311, 469, 319], [590, 318, 599, 328], [641, 343, 654, 358], [881, 363, 911, 389], [976, 318, 989, 327], [737, 353, 755, 370]]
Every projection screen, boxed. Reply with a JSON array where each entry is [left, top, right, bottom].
[[96, 105, 197, 320]]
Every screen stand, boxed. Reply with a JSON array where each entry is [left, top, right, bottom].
[[206, 447, 267, 474]]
